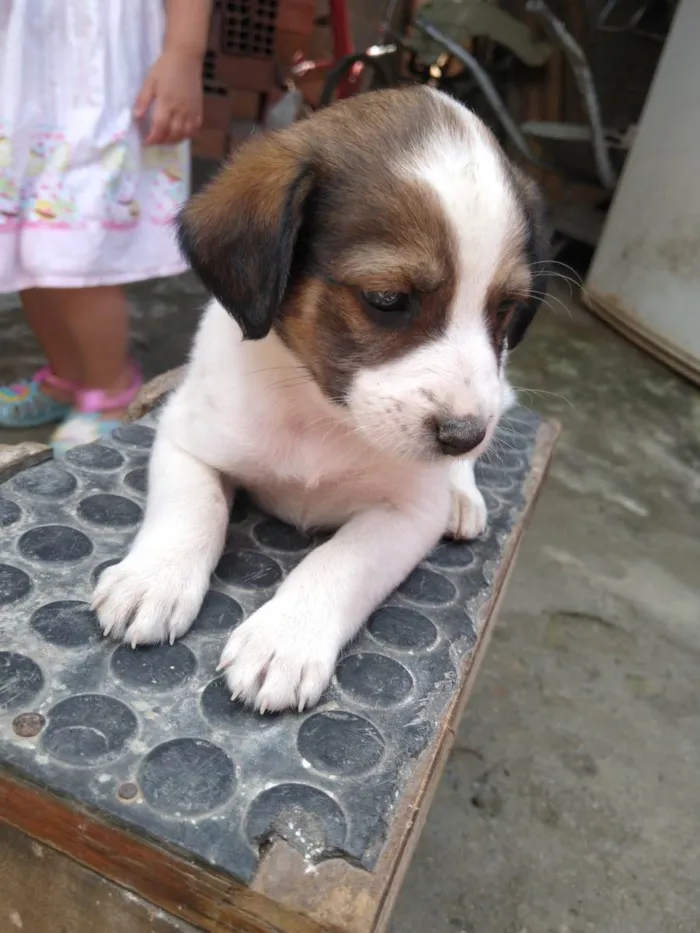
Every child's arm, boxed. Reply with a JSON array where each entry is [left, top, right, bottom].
[[163, 0, 212, 60], [135, 0, 213, 146]]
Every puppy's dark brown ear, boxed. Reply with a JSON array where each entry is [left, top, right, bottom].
[[506, 167, 551, 350], [177, 132, 314, 340]]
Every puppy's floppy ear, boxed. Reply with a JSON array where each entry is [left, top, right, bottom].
[[177, 132, 314, 340], [506, 167, 551, 350]]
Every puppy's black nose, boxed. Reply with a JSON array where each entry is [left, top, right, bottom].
[[436, 416, 487, 456]]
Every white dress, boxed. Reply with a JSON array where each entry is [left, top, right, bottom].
[[0, 0, 189, 292]]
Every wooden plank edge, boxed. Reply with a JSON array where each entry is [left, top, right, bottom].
[[0, 442, 52, 482], [251, 420, 561, 933], [0, 772, 327, 933], [126, 366, 186, 422], [584, 288, 700, 389]]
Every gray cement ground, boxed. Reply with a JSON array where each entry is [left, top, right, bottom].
[[1, 275, 699, 933]]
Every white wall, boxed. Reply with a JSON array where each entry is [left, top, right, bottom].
[[586, 0, 700, 376]]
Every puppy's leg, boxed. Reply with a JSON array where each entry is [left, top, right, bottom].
[[93, 433, 230, 646], [219, 500, 446, 712], [447, 458, 487, 540]]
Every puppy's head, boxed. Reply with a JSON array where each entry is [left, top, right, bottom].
[[179, 87, 549, 461]]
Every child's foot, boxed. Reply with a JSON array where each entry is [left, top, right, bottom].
[[0, 368, 76, 428], [51, 364, 143, 456]]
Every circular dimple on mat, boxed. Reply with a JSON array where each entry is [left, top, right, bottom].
[[429, 540, 476, 570], [42, 695, 137, 764], [336, 653, 413, 707], [0, 496, 21, 528], [298, 711, 385, 775], [13, 462, 77, 499], [253, 518, 311, 552], [0, 652, 44, 712], [0, 564, 31, 605], [92, 558, 121, 582], [19, 525, 93, 563], [398, 567, 456, 605], [78, 494, 142, 528], [112, 424, 155, 448], [192, 591, 243, 633], [31, 600, 101, 647], [139, 739, 236, 815], [65, 444, 125, 471], [246, 784, 347, 854], [201, 677, 278, 729], [215, 549, 282, 590], [111, 643, 196, 691], [124, 467, 147, 494], [368, 606, 437, 651]]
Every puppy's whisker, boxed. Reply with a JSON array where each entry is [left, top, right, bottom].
[[530, 290, 572, 318], [243, 364, 307, 377], [511, 385, 574, 408], [529, 259, 584, 287]]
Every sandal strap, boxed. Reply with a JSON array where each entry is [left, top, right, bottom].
[[76, 363, 143, 414], [34, 367, 81, 394]]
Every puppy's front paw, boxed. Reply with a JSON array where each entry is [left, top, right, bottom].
[[218, 600, 337, 713], [92, 550, 209, 646], [447, 485, 487, 540]]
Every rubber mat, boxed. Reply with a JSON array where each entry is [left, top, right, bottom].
[[0, 407, 540, 881]]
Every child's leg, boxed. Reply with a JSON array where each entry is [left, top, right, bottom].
[[23, 286, 134, 407], [1, 284, 140, 436], [21, 289, 82, 404]]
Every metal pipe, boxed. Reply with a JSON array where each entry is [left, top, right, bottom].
[[525, 0, 617, 189]]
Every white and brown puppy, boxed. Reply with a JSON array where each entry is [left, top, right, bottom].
[[93, 87, 549, 712]]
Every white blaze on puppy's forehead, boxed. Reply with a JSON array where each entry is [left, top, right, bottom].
[[405, 91, 523, 296]]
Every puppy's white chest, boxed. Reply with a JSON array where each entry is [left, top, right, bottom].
[[238, 425, 387, 530]]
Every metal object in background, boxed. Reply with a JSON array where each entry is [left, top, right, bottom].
[[598, 0, 677, 41], [413, 0, 553, 68], [525, 0, 617, 191], [414, 14, 556, 173]]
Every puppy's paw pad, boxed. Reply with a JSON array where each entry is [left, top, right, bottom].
[[219, 606, 336, 713], [447, 486, 487, 540], [92, 555, 208, 646]]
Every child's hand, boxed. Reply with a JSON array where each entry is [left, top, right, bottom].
[[134, 49, 203, 145]]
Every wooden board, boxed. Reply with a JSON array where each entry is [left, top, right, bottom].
[[0, 821, 198, 933], [0, 419, 558, 933]]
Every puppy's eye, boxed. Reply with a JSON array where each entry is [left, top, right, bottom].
[[360, 290, 416, 328], [496, 299, 515, 322], [362, 290, 409, 311]]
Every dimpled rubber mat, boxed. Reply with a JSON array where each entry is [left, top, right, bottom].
[[0, 407, 540, 882]]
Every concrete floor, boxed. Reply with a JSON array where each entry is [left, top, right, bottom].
[[1, 276, 699, 933]]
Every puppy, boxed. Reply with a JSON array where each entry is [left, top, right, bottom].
[[93, 87, 548, 712]]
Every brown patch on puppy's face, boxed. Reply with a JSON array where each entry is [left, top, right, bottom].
[[277, 175, 458, 401]]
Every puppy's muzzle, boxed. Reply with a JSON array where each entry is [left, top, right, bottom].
[[435, 416, 487, 457]]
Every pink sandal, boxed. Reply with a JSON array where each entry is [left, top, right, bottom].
[[51, 364, 144, 455]]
